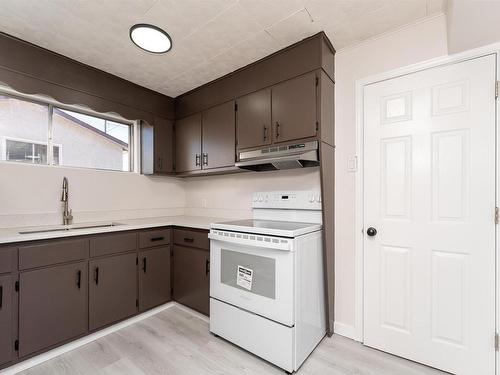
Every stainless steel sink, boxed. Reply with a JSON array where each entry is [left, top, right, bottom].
[[19, 222, 123, 235]]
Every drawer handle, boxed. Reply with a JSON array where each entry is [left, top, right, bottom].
[[276, 121, 280, 138], [150, 236, 164, 242], [184, 237, 194, 243], [0, 285, 2, 310], [142, 257, 147, 273], [76, 270, 82, 289], [205, 259, 210, 275], [94, 267, 99, 285]]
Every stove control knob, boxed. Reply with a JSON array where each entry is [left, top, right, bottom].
[[258, 195, 264, 202], [316, 194, 321, 203], [308, 194, 314, 203]]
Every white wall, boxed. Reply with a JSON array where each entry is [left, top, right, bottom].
[[334, 14, 448, 338], [447, 0, 500, 54], [184, 167, 321, 218], [0, 162, 186, 227]]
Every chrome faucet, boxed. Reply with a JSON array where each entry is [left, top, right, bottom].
[[61, 177, 73, 225]]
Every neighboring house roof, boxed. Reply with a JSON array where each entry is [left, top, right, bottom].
[[53, 108, 128, 150]]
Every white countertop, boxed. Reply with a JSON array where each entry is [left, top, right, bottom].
[[0, 215, 238, 245]]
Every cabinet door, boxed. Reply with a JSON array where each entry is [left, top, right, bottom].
[[0, 275, 13, 366], [19, 262, 88, 357], [154, 117, 174, 174], [89, 253, 137, 331], [202, 101, 235, 169], [236, 88, 271, 149], [272, 72, 317, 143], [173, 245, 210, 315], [139, 246, 171, 312], [175, 113, 202, 173]]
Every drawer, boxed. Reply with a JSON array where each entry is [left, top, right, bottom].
[[90, 232, 137, 257], [19, 239, 88, 270], [0, 247, 16, 273], [139, 228, 170, 249], [173, 228, 209, 250]]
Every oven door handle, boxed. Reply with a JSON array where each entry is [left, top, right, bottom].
[[208, 232, 292, 251]]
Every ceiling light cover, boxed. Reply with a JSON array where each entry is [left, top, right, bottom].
[[130, 24, 172, 54]]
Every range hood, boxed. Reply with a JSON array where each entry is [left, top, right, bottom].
[[236, 141, 319, 171]]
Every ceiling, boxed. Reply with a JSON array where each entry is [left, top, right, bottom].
[[0, 0, 445, 97]]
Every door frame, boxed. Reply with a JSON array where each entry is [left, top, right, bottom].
[[353, 43, 500, 370]]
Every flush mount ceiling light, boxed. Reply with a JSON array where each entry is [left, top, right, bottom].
[[129, 24, 172, 54]]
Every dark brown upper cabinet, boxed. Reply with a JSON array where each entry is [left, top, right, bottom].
[[138, 246, 171, 312], [271, 72, 317, 144], [236, 89, 272, 150], [19, 261, 88, 357], [141, 117, 174, 175], [175, 113, 202, 173], [0, 274, 13, 367], [89, 253, 137, 331], [154, 117, 174, 174], [201, 101, 235, 170]]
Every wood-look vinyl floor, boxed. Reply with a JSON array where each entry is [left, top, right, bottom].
[[20, 306, 446, 375]]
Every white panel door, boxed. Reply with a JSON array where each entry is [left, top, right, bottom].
[[363, 55, 496, 375]]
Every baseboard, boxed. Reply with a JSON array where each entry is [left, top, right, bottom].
[[334, 321, 362, 342], [1, 302, 178, 375]]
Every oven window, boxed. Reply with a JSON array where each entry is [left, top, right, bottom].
[[220, 249, 276, 299]]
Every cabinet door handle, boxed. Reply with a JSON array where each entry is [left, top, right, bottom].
[[0, 285, 3, 310], [205, 259, 210, 275], [76, 270, 82, 289], [184, 237, 194, 243], [158, 157, 163, 170], [263, 125, 267, 141], [195, 154, 201, 166], [150, 236, 164, 242], [142, 257, 147, 273], [276, 122, 280, 138], [94, 267, 99, 285], [202, 153, 208, 166]]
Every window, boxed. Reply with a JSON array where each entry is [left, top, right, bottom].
[[0, 93, 132, 171], [5, 139, 60, 164]]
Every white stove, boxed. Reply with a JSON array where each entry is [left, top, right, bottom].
[[209, 191, 326, 373]]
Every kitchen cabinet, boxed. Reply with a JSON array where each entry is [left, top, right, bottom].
[[176, 102, 235, 173], [235, 73, 317, 151], [202, 101, 235, 169], [139, 246, 171, 311], [173, 245, 210, 316], [175, 113, 202, 173], [19, 261, 88, 357], [154, 117, 174, 174], [236, 88, 272, 150], [272, 72, 317, 144], [89, 253, 137, 330], [140, 117, 174, 175], [0, 274, 13, 367]]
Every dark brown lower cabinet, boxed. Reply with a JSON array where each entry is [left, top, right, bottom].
[[173, 245, 210, 315], [89, 253, 137, 331], [0, 274, 13, 366], [139, 246, 171, 312], [19, 262, 88, 357]]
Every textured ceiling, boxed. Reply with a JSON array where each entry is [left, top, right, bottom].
[[0, 0, 444, 97]]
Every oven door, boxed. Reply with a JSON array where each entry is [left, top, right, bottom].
[[209, 233, 294, 326]]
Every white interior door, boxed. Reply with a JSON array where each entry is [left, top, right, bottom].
[[363, 54, 497, 375]]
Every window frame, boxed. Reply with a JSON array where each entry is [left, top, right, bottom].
[[0, 87, 136, 172]]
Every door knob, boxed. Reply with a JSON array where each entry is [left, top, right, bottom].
[[366, 227, 377, 237]]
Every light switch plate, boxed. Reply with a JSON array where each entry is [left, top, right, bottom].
[[347, 156, 358, 172]]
